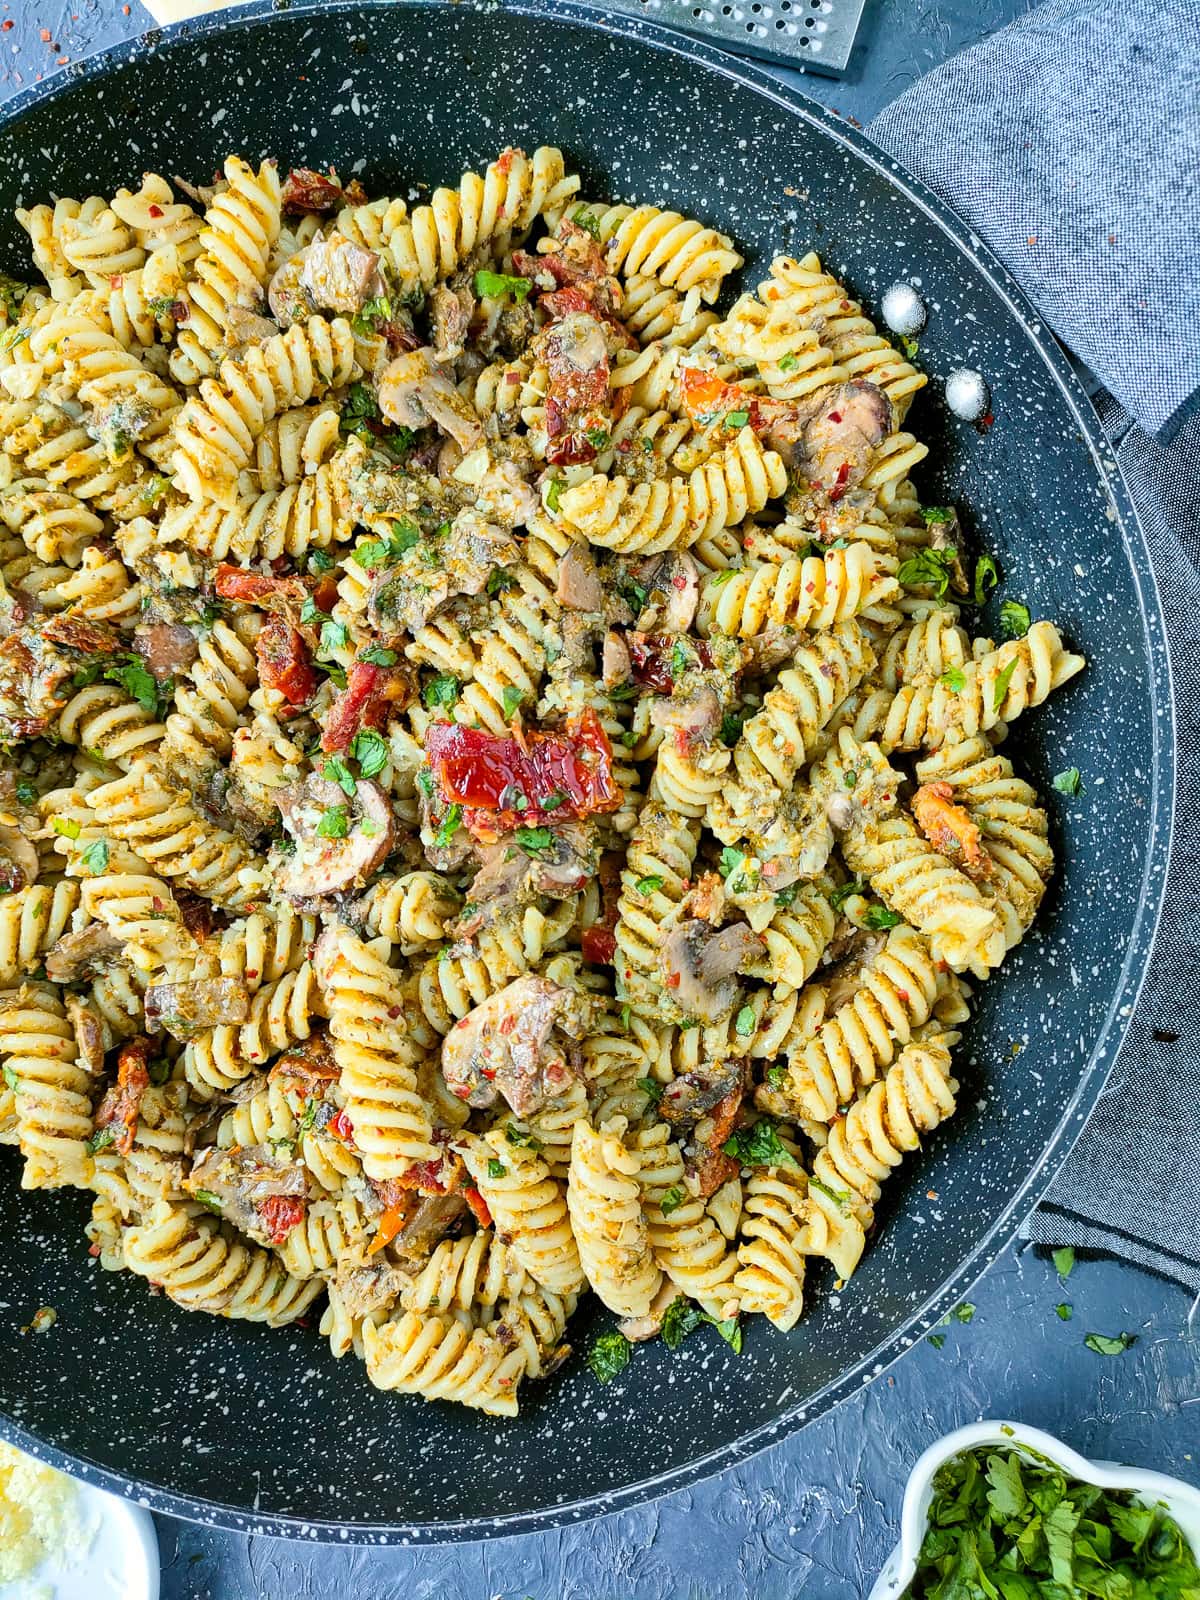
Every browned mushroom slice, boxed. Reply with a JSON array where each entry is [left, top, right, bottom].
[[277, 775, 395, 902], [144, 977, 251, 1039], [440, 974, 586, 1117], [132, 620, 199, 680], [378, 348, 484, 452], [762, 379, 893, 496], [46, 923, 124, 985], [184, 1144, 308, 1242], [634, 551, 700, 633], [298, 230, 384, 316], [659, 919, 764, 1023], [556, 545, 605, 612]]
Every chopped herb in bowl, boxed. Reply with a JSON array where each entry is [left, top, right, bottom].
[[901, 1445, 1200, 1597]]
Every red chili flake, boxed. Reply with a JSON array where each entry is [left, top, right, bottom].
[[148, 202, 163, 218], [665, 971, 681, 989], [329, 1109, 354, 1143], [499, 1013, 517, 1035], [88, 1242, 101, 1257], [1, 22, 13, 31], [386, 1005, 402, 1020], [896, 989, 910, 1004], [827, 411, 842, 423], [977, 412, 995, 434], [39, 27, 50, 39], [56, 54, 68, 64], [258, 1194, 305, 1246], [828, 461, 852, 502]]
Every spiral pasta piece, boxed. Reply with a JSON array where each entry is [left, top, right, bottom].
[[566, 1116, 660, 1318], [697, 541, 895, 639], [402, 1230, 530, 1314], [459, 1128, 584, 1295], [578, 201, 743, 303], [123, 1199, 321, 1325], [0, 881, 81, 984], [634, 1122, 739, 1317], [363, 1306, 530, 1416], [802, 1035, 958, 1280], [613, 803, 701, 1014], [0, 981, 92, 1190], [731, 1123, 808, 1329], [549, 426, 786, 556]]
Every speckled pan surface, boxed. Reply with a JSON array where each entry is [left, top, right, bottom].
[[0, 0, 1173, 1541]]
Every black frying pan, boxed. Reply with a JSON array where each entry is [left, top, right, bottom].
[[0, 0, 1173, 1541]]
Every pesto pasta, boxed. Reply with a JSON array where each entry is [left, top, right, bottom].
[[0, 147, 1083, 1413]]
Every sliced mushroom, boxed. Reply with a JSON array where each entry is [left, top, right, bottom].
[[184, 1143, 308, 1242], [66, 994, 107, 1076], [277, 774, 395, 902], [378, 348, 484, 453], [556, 544, 604, 613], [429, 283, 474, 363], [635, 551, 700, 633], [661, 1057, 745, 1131], [46, 923, 123, 985], [299, 230, 384, 316], [659, 919, 764, 1023], [0, 822, 38, 895], [144, 977, 251, 1039], [763, 380, 893, 495], [601, 630, 632, 690], [332, 1252, 410, 1320], [132, 620, 198, 680], [440, 974, 587, 1117]]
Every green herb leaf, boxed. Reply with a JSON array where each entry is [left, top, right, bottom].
[[572, 206, 602, 240], [719, 709, 746, 747], [85, 1127, 115, 1155], [193, 1188, 223, 1213], [765, 1063, 787, 1089], [501, 685, 524, 722], [14, 779, 36, 806], [734, 1004, 756, 1038], [106, 654, 169, 716], [774, 885, 798, 909], [710, 1317, 742, 1353], [434, 803, 462, 848], [659, 1184, 686, 1216], [864, 905, 903, 930], [545, 477, 564, 513], [473, 270, 532, 302], [972, 554, 1000, 605], [635, 874, 664, 897], [953, 1302, 976, 1324], [829, 877, 867, 911], [718, 846, 745, 882], [928, 1332, 946, 1348], [514, 826, 554, 858], [1000, 599, 1031, 638], [777, 352, 799, 373], [1052, 768, 1082, 797], [504, 1123, 542, 1150], [992, 654, 1019, 712], [1084, 1331, 1135, 1356], [359, 645, 397, 666], [351, 730, 390, 778], [636, 1076, 663, 1105], [80, 838, 109, 876], [322, 756, 357, 797], [350, 294, 392, 336], [1056, 1302, 1073, 1321], [939, 666, 966, 692], [317, 805, 349, 840], [660, 1298, 707, 1348], [423, 673, 460, 710], [1052, 1245, 1075, 1279], [305, 549, 335, 574], [487, 1158, 507, 1179], [52, 818, 81, 840], [897, 547, 958, 599], [724, 408, 750, 429], [588, 1330, 631, 1384], [342, 381, 379, 423], [921, 506, 953, 525], [390, 520, 421, 555], [722, 1120, 799, 1170], [487, 568, 516, 597]]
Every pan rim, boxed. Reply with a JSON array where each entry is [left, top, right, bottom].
[[0, 0, 1176, 1542]]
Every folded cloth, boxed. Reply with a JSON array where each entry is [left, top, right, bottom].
[[869, 0, 1200, 1289]]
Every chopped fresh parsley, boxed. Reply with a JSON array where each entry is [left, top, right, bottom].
[[351, 730, 390, 778], [774, 885, 798, 909], [317, 805, 350, 840], [829, 877, 867, 911], [85, 1127, 115, 1155], [319, 619, 349, 657], [341, 381, 379, 425], [514, 826, 554, 859], [907, 1443, 1200, 1598], [416, 768, 436, 798], [585, 426, 610, 452], [587, 1330, 631, 1384], [487, 568, 516, 597], [734, 1005, 756, 1038], [608, 679, 639, 702], [80, 838, 109, 876], [1053, 767, 1083, 797], [864, 905, 902, 930], [572, 206, 603, 240], [953, 1302, 976, 1324], [359, 645, 397, 666], [939, 666, 966, 692], [541, 789, 567, 811], [659, 1185, 686, 1216], [106, 654, 172, 717], [423, 673, 460, 710], [972, 553, 1000, 605], [897, 547, 959, 600], [765, 1063, 788, 1089], [1000, 598, 1032, 638], [350, 294, 392, 336], [322, 756, 357, 798], [723, 1119, 799, 1170], [1084, 1331, 1136, 1356], [635, 874, 664, 896], [193, 1189, 223, 1213], [724, 408, 750, 429], [992, 654, 1019, 712], [504, 1123, 542, 1150], [434, 803, 463, 848], [1056, 1302, 1073, 1321], [777, 352, 800, 373], [473, 270, 532, 301], [921, 506, 954, 525], [1052, 1245, 1076, 1279], [299, 597, 329, 627], [487, 1158, 507, 1180], [636, 1076, 663, 1105], [719, 709, 746, 747], [501, 685, 524, 722], [304, 549, 335, 574], [352, 519, 421, 571]]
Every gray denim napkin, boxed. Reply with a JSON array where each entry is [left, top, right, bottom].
[[868, 0, 1200, 1289]]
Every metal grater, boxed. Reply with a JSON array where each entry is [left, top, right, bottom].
[[596, 0, 867, 74]]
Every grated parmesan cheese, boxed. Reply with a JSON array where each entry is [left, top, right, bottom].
[[0, 1439, 96, 1591]]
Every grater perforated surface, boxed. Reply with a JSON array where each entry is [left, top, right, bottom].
[[595, 0, 868, 73]]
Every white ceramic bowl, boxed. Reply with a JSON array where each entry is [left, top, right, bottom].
[[869, 1420, 1200, 1599]]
